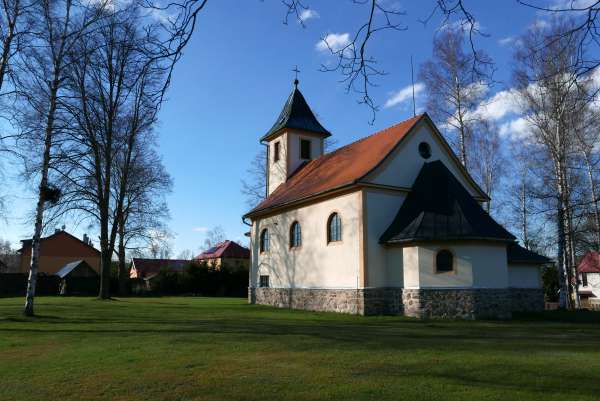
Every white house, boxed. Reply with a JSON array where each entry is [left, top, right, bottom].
[[243, 81, 549, 319], [578, 251, 600, 309]]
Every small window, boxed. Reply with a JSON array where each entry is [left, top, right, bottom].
[[327, 213, 342, 243], [418, 142, 431, 159], [259, 229, 269, 253], [274, 142, 280, 163], [300, 139, 311, 159], [436, 249, 453, 273], [259, 275, 270, 288], [290, 221, 301, 248], [582, 273, 588, 287]]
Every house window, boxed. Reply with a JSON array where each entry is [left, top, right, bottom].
[[260, 229, 269, 253], [274, 141, 280, 163], [418, 142, 431, 159], [300, 139, 311, 159], [436, 249, 453, 273], [259, 275, 270, 288], [290, 221, 302, 248], [582, 273, 588, 287], [327, 213, 342, 243]]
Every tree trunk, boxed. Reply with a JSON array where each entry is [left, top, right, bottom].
[[118, 223, 127, 296], [24, 79, 59, 316], [521, 180, 529, 249]]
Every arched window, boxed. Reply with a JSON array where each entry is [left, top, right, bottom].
[[436, 249, 453, 273], [259, 229, 269, 253], [289, 221, 302, 248], [327, 213, 342, 243]]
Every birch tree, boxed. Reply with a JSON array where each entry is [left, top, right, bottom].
[[16, 0, 105, 315], [512, 18, 593, 309], [419, 26, 492, 168]]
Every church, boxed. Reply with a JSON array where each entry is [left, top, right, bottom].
[[243, 81, 549, 319]]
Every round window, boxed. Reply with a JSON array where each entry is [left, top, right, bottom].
[[418, 142, 431, 159]]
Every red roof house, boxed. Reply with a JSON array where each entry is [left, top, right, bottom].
[[578, 251, 600, 273], [194, 241, 250, 269]]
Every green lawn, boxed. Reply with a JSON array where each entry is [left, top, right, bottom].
[[1, 297, 599, 401]]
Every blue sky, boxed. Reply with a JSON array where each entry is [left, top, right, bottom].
[[0, 1, 550, 255]]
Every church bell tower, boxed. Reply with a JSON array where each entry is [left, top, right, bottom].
[[261, 78, 331, 196]]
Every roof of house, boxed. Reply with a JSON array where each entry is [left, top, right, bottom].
[[380, 160, 515, 244], [131, 258, 189, 278], [506, 243, 551, 265], [261, 85, 331, 142], [195, 240, 250, 260], [247, 114, 424, 217], [19, 230, 100, 255], [578, 251, 600, 273], [54, 260, 97, 279]]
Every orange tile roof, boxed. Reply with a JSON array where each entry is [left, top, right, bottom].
[[246, 114, 425, 217]]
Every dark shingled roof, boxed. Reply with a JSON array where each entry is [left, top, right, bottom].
[[507, 243, 551, 265], [380, 160, 515, 244], [261, 86, 330, 142]]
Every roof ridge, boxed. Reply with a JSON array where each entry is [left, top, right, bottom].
[[323, 114, 425, 159]]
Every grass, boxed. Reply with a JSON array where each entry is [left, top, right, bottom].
[[1, 297, 600, 401]]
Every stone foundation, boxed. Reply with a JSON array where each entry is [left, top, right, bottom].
[[402, 288, 512, 319], [509, 288, 544, 312], [249, 287, 514, 319], [250, 287, 366, 314]]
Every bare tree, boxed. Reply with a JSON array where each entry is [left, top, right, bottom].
[[512, 18, 595, 309], [469, 119, 504, 214], [203, 226, 225, 251], [54, 4, 175, 299], [14, 0, 105, 316], [419, 26, 493, 167]]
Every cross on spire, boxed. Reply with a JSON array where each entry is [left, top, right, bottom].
[[292, 65, 300, 88]]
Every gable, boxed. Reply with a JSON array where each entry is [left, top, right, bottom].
[[21, 231, 100, 257], [246, 115, 423, 218], [364, 117, 488, 201]]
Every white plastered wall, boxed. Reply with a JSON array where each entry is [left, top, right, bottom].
[[402, 242, 509, 289], [287, 130, 324, 175], [267, 132, 288, 196], [363, 189, 406, 287], [250, 191, 361, 289], [508, 264, 542, 288]]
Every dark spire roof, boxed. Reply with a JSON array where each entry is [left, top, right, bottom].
[[507, 242, 551, 264], [380, 160, 516, 244], [261, 85, 331, 142]]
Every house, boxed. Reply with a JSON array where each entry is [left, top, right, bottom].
[[55, 260, 99, 295], [578, 251, 600, 309], [194, 240, 250, 269], [243, 81, 550, 319], [129, 258, 189, 280], [18, 230, 100, 275]]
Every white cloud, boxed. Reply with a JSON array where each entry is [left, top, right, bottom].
[[498, 36, 514, 46], [471, 88, 521, 121], [299, 9, 319, 23], [192, 227, 209, 233], [499, 117, 532, 141], [316, 33, 351, 53], [384, 83, 425, 108], [550, 0, 598, 10]]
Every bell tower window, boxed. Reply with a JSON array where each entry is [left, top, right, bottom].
[[273, 141, 280, 163], [300, 139, 311, 160]]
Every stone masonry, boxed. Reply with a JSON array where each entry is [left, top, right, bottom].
[[402, 288, 512, 319], [509, 288, 544, 312], [250, 287, 518, 319]]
